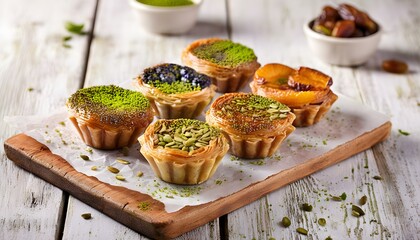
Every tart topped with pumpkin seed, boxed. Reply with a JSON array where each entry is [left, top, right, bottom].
[[136, 63, 216, 119], [139, 119, 229, 184], [206, 93, 296, 159]]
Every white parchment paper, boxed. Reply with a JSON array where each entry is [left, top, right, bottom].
[[4, 89, 390, 213]]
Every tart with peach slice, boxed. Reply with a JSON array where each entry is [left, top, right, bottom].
[[250, 63, 338, 127]]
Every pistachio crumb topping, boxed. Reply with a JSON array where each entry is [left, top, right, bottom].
[[67, 85, 150, 125], [215, 94, 290, 133], [152, 119, 220, 152], [192, 40, 257, 67]]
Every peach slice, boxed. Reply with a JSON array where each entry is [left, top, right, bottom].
[[288, 67, 332, 90], [254, 63, 295, 87]]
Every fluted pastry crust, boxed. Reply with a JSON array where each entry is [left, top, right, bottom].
[[206, 93, 295, 159], [66, 86, 154, 150], [135, 77, 216, 119], [182, 38, 261, 93], [139, 120, 229, 185]]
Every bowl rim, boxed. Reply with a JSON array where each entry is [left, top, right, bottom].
[[129, 0, 203, 12], [304, 19, 382, 43]]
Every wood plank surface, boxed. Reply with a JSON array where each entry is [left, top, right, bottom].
[[4, 119, 391, 239], [62, 0, 228, 239], [0, 0, 96, 239], [226, 0, 420, 239]]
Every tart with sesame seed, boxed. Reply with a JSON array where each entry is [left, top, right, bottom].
[[66, 85, 154, 150], [182, 38, 261, 93], [206, 93, 295, 159], [250, 63, 338, 127], [135, 63, 216, 119], [139, 119, 229, 185]]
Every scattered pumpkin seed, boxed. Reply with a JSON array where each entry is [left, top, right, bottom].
[[296, 227, 308, 235], [331, 196, 342, 201], [115, 175, 125, 181], [373, 175, 382, 180], [302, 203, 313, 212], [137, 171, 144, 177], [80, 154, 90, 161], [351, 205, 365, 217], [116, 158, 130, 165], [121, 146, 129, 156], [91, 166, 98, 171], [359, 195, 367, 205], [281, 216, 291, 227], [107, 166, 120, 174], [318, 218, 326, 226], [81, 213, 91, 220]]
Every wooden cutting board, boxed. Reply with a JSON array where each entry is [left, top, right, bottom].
[[4, 121, 391, 239]]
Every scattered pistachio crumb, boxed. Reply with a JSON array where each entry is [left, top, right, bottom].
[[59, 121, 66, 126], [81, 213, 92, 220], [302, 203, 313, 212], [318, 218, 326, 226], [359, 195, 367, 205], [281, 217, 291, 227], [138, 201, 150, 211], [322, 139, 327, 145], [325, 236, 332, 240], [80, 154, 90, 161], [137, 171, 144, 177], [85, 147, 93, 153], [91, 166, 98, 171], [398, 129, 410, 136], [107, 166, 120, 174], [27, 87, 34, 92], [340, 192, 347, 201], [215, 179, 223, 185], [115, 175, 125, 181], [116, 158, 130, 165]]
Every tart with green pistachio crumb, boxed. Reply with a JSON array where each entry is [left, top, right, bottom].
[[66, 85, 154, 150], [139, 119, 229, 185], [206, 93, 295, 159], [182, 38, 261, 93], [135, 63, 216, 119]]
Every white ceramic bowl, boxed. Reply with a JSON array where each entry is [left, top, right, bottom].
[[303, 20, 382, 66], [129, 0, 202, 35]]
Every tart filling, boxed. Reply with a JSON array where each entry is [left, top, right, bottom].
[[182, 38, 261, 93], [251, 63, 338, 127], [139, 119, 229, 184], [136, 63, 216, 119], [206, 93, 295, 158], [66, 85, 154, 149]]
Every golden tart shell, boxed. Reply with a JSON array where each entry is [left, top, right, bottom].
[[138, 121, 229, 185], [206, 93, 296, 159], [182, 38, 261, 93]]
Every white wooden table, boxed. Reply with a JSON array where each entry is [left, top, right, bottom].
[[1, 0, 419, 239]]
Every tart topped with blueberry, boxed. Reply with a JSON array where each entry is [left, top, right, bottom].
[[139, 118, 229, 185], [66, 85, 154, 149], [182, 38, 261, 93], [206, 93, 295, 159], [250, 63, 338, 127], [136, 63, 216, 119]]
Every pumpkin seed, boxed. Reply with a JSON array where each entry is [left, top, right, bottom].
[[115, 175, 125, 181], [81, 213, 92, 220], [296, 227, 308, 235], [107, 166, 119, 174], [116, 159, 130, 165], [351, 205, 365, 217], [373, 175, 382, 180], [80, 154, 90, 161]]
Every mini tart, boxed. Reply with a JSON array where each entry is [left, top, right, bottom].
[[139, 119, 229, 185], [182, 38, 261, 93], [66, 85, 154, 150], [206, 93, 295, 159], [135, 63, 216, 119], [250, 63, 338, 127]]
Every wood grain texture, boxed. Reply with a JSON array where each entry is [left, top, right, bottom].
[[4, 120, 390, 239], [62, 0, 228, 239], [0, 0, 96, 239], [226, 0, 420, 239]]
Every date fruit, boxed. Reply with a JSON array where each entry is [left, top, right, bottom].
[[382, 59, 408, 74], [338, 4, 377, 33], [332, 20, 356, 37]]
